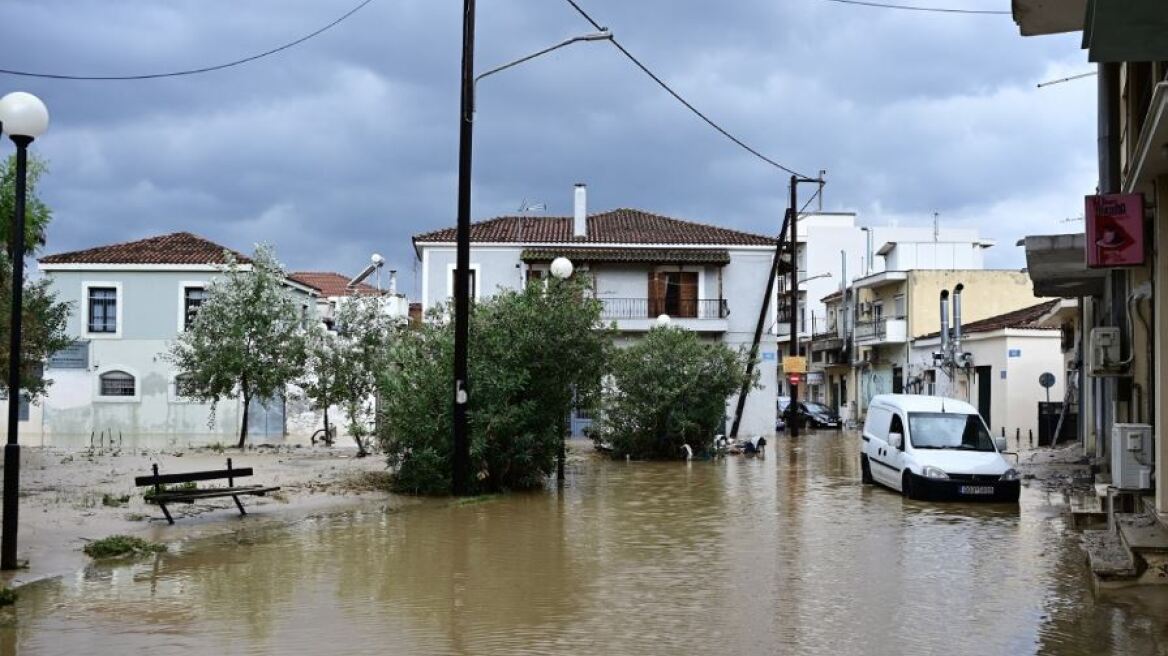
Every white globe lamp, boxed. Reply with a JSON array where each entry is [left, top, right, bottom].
[[656, 314, 672, 327], [0, 92, 49, 139], [550, 257, 574, 279]]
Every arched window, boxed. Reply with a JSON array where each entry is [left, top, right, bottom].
[[99, 370, 136, 397]]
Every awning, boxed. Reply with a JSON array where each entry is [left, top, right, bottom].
[[1018, 233, 1107, 298], [520, 248, 730, 265], [1012, 0, 1087, 37], [1084, 0, 1168, 62]]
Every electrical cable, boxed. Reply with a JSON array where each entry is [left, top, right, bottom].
[[817, 0, 1009, 14], [0, 0, 377, 80], [561, 0, 808, 178]]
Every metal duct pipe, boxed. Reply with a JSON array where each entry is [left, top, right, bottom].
[[952, 283, 964, 355], [939, 290, 950, 356]]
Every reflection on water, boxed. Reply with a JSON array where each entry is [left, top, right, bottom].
[[4, 434, 1168, 655]]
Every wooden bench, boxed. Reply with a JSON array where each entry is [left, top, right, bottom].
[[134, 458, 280, 525]]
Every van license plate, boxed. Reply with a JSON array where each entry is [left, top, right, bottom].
[[960, 485, 994, 495]]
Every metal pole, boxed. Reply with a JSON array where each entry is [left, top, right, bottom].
[[451, 0, 476, 496], [2, 136, 31, 570], [789, 175, 800, 437]]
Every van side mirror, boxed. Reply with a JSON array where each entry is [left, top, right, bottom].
[[889, 432, 904, 450], [994, 437, 1007, 452]]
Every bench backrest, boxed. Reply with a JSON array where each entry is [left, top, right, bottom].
[[134, 458, 254, 488]]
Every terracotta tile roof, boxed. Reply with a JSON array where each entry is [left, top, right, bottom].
[[919, 299, 1061, 339], [413, 209, 776, 247], [39, 232, 250, 266], [288, 272, 378, 297], [520, 247, 731, 265]]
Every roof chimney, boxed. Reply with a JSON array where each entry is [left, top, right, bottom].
[[573, 183, 587, 237]]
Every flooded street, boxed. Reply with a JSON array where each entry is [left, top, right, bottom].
[[4, 432, 1168, 655]]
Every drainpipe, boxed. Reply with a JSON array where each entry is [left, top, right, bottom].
[[1098, 62, 1128, 445]]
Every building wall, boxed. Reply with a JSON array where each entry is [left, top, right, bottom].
[[906, 270, 1040, 338], [910, 330, 1065, 437], [38, 267, 314, 448], [421, 246, 524, 308]]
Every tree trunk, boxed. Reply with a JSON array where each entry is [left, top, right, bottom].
[[323, 407, 331, 444], [238, 392, 250, 449]]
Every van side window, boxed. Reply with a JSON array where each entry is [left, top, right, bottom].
[[889, 414, 904, 438]]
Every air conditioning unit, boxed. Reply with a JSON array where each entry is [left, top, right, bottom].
[[1088, 327, 1125, 376], [1111, 423, 1153, 490]]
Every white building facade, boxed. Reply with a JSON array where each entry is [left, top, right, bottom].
[[29, 232, 318, 448]]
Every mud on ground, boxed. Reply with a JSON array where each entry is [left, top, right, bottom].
[[0, 445, 405, 590]]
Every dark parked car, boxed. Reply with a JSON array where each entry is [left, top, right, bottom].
[[781, 400, 842, 430]]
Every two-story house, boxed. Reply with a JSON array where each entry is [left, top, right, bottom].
[[31, 232, 318, 448], [413, 185, 780, 437]]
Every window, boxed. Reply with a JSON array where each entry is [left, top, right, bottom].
[[907, 412, 995, 451], [873, 301, 884, 321], [99, 371, 135, 397], [649, 271, 698, 318], [174, 374, 197, 398], [88, 287, 118, 334], [892, 294, 906, 318], [526, 269, 545, 287], [183, 286, 208, 330]]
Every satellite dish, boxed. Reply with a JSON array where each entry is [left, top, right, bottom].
[[1039, 372, 1056, 388]]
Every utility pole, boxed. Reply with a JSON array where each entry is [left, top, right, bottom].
[[451, 0, 476, 495], [788, 176, 801, 438]]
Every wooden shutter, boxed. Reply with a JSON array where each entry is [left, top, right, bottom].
[[678, 272, 698, 317], [648, 272, 665, 317]]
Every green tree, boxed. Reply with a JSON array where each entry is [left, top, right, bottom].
[[0, 154, 72, 401], [0, 256, 72, 401], [0, 154, 52, 253], [319, 295, 398, 457], [166, 244, 307, 448], [597, 326, 751, 459], [378, 277, 610, 494], [300, 321, 344, 446]]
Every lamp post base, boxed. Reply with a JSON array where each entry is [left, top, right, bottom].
[[1, 443, 21, 570]]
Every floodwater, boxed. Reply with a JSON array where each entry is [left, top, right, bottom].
[[4, 433, 1168, 656]]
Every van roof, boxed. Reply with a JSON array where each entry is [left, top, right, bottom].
[[869, 394, 978, 415]]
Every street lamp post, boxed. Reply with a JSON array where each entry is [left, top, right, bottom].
[[550, 257, 574, 487], [0, 91, 49, 570], [450, 9, 611, 495], [787, 174, 823, 438]]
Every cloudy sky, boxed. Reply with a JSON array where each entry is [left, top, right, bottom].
[[6, 0, 1093, 294]]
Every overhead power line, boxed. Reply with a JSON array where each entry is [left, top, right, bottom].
[[0, 0, 377, 80], [562, 0, 808, 178], [818, 0, 1010, 14]]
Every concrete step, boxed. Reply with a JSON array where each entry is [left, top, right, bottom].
[[1083, 529, 1142, 586], [1114, 511, 1168, 585]]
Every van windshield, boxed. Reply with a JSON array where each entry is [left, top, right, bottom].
[[907, 412, 995, 451]]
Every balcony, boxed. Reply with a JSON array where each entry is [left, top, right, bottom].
[[599, 298, 729, 332], [854, 317, 907, 345]]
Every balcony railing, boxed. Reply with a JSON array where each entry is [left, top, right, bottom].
[[599, 298, 729, 320], [854, 316, 907, 343]]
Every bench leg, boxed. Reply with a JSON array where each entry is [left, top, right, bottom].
[[232, 495, 247, 517], [159, 503, 175, 525]]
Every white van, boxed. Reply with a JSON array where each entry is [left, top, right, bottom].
[[860, 394, 1020, 502]]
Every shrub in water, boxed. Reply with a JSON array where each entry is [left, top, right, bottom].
[[378, 278, 610, 494], [596, 326, 752, 459]]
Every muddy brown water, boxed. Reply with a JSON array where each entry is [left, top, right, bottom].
[[3, 433, 1167, 655]]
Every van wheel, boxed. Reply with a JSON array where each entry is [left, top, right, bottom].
[[902, 472, 917, 500], [860, 456, 873, 484]]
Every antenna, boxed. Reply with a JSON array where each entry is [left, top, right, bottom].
[[933, 212, 939, 242], [517, 199, 547, 213]]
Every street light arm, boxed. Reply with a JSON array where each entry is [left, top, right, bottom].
[[470, 30, 611, 117]]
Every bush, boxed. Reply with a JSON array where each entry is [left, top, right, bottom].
[[597, 326, 751, 459], [83, 535, 167, 559], [378, 278, 610, 494], [0, 587, 15, 606]]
